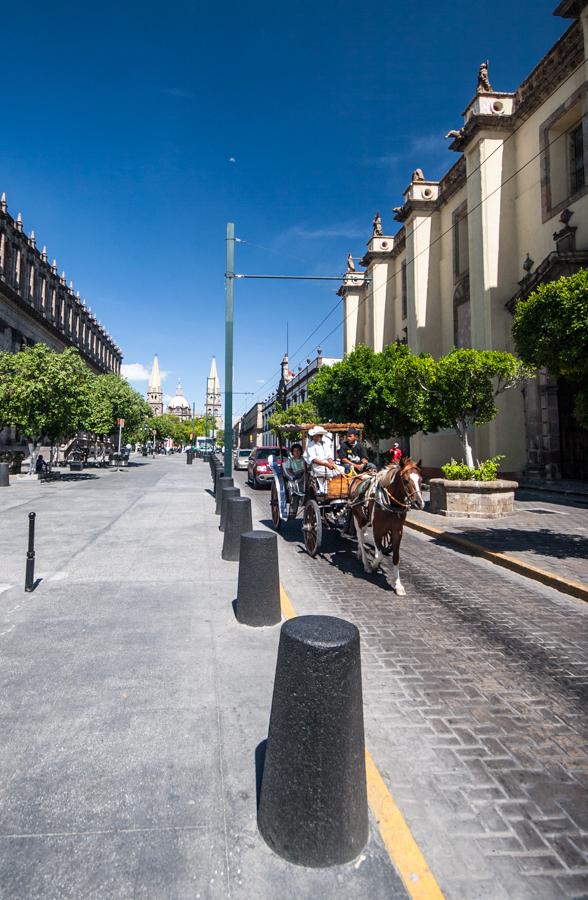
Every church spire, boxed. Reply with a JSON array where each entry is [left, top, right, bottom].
[[149, 354, 161, 391], [146, 354, 163, 417]]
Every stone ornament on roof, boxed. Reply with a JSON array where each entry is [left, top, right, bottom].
[[477, 60, 493, 93], [411, 168, 425, 182], [372, 212, 383, 237], [346, 253, 356, 273]]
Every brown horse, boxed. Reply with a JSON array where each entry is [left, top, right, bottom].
[[348, 458, 424, 594]]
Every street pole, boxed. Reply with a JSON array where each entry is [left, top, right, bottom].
[[224, 222, 235, 476]]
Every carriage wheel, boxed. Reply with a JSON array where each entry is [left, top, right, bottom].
[[302, 499, 322, 557], [270, 483, 282, 531]]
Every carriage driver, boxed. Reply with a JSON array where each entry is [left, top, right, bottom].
[[303, 426, 344, 491], [338, 428, 370, 474]]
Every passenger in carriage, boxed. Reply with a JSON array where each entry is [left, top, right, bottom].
[[304, 425, 344, 493], [338, 428, 371, 474], [283, 442, 305, 513]]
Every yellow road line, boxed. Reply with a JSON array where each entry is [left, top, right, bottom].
[[279, 584, 297, 620], [365, 749, 444, 899], [279, 582, 445, 899]]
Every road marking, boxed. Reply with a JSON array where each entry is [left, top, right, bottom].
[[279, 582, 445, 899]]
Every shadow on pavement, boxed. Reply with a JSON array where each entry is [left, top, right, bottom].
[[453, 526, 588, 562], [255, 739, 267, 812]]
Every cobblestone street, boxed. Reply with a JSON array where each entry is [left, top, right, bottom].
[[238, 471, 588, 899]]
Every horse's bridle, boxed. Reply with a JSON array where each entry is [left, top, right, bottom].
[[378, 466, 422, 512]]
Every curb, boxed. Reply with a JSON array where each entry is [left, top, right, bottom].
[[405, 520, 588, 603]]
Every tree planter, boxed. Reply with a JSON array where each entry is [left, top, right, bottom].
[[429, 479, 518, 519]]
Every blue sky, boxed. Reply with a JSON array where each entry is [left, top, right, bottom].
[[2, 0, 564, 419]]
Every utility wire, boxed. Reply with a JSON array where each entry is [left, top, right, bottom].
[[233, 54, 586, 416]]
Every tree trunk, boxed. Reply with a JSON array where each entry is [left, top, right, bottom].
[[455, 422, 475, 469]]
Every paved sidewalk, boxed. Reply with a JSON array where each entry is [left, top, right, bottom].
[[0, 457, 403, 898], [409, 489, 588, 588]]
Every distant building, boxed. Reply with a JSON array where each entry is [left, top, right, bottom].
[[205, 356, 222, 432], [339, 1, 588, 479], [235, 351, 340, 445], [0, 194, 122, 374], [147, 354, 164, 417], [167, 380, 191, 422]]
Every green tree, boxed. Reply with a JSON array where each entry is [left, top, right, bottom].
[[308, 344, 429, 441], [86, 374, 152, 443], [268, 400, 318, 442], [513, 270, 588, 427], [423, 349, 528, 469], [0, 344, 93, 470], [151, 414, 184, 443]]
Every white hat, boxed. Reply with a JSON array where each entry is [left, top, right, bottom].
[[308, 425, 328, 437]]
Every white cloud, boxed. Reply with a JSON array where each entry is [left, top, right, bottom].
[[285, 222, 366, 241], [255, 379, 265, 384], [121, 362, 169, 382], [121, 363, 150, 381]]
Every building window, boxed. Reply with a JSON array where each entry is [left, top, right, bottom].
[[541, 91, 587, 220], [401, 261, 407, 321], [453, 277, 471, 349], [569, 122, 585, 195], [452, 203, 469, 280]]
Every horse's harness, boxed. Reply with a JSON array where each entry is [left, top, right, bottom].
[[349, 465, 418, 519]]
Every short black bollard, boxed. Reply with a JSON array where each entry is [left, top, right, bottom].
[[186, 450, 193, 465], [0, 462, 9, 487], [258, 615, 368, 867], [213, 463, 223, 487], [215, 476, 234, 513], [221, 497, 252, 561], [236, 531, 281, 626], [24, 512, 36, 592], [213, 468, 227, 497], [219, 486, 240, 531]]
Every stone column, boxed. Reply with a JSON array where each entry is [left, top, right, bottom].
[[402, 179, 440, 355], [359, 236, 394, 353], [337, 272, 366, 355]]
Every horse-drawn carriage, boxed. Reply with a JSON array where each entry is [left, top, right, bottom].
[[268, 422, 425, 595], [268, 422, 364, 557]]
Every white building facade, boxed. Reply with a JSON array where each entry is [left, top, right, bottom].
[[341, 0, 588, 480]]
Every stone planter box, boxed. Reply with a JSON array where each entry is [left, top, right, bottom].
[[429, 479, 518, 519]]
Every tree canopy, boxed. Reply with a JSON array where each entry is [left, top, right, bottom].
[[0, 344, 93, 444], [268, 400, 318, 441], [85, 373, 152, 440], [513, 269, 588, 427], [308, 344, 430, 441]]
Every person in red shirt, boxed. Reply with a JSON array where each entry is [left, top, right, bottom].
[[389, 442, 403, 464]]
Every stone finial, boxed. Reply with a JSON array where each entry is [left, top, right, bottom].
[[522, 253, 534, 274], [51, 259, 58, 274], [16, 212, 23, 232], [346, 252, 356, 273], [445, 128, 464, 140], [372, 211, 383, 237], [412, 168, 425, 182], [69, 280, 74, 291], [477, 60, 493, 93], [29, 230, 36, 248], [41, 246, 48, 262], [61, 271, 66, 284], [1, 192, 7, 213]]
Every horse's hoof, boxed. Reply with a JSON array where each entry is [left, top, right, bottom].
[[395, 585, 406, 596]]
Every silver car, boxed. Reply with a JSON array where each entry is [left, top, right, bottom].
[[233, 448, 252, 471]]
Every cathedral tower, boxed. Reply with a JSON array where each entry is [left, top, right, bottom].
[[147, 354, 164, 417], [205, 356, 222, 428]]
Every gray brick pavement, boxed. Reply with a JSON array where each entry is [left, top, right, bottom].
[[238, 472, 588, 900]]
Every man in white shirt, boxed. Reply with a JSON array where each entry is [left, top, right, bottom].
[[304, 426, 344, 492]]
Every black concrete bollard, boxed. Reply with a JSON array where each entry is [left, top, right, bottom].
[[215, 476, 234, 513], [213, 468, 228, 498], [186, 450, 193, 465], [213, 463, 223, 486], [0, 462, 9, 487], [236, 531, 281, 626], [24, 512, 36, 592], [219, 486, 240, 531], [258, 615, 368, 867], [221, 497, 252, 561]]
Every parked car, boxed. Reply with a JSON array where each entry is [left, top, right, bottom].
[[247, 446, 284, 488], [234, 448, 252, 471]]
